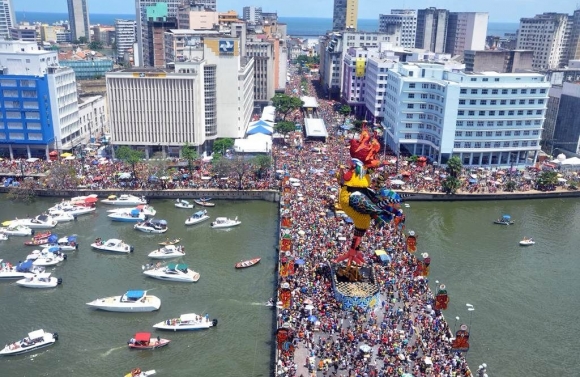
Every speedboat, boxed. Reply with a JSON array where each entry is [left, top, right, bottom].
[[265, 298, 275, 307], [32, 231, 52, 240], [194, 199, 215, 207], [235, 257, 261, 269], [124, 368, 156, 377], [108, 204, 156, 217], [69, 194, 98, 205], [15, 215, 58, 229], [0, 233, 7, 241], [185, 210, 209, 226], [175, 199, 194, 209], [0, 260, 45, 280], [26, 248, 67, 266], [101, 194, 147, 206], [134, 219, 168, 234], [54, 235, 79, 251], [148, 245, 186, 260], [86, 290, 161, 312], [2, 224, 33, 236], [16, 272, 62, 288], [494, 215, 514, 225], [152, 313, 217, 331], [128, 332, 170, 350], [91, 238, 134, 254], [142, 263, 200, 282], [0, 329, 58, 356], [108, 209, 146, 223], [211, 216, 241, 229], [49, 211, 76, 223], [48, 203, 96, 216], [519, 238, 535, 246], [159, 238, 180, 246]]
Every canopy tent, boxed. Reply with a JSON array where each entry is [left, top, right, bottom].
[[561, 157, 580, 166], [246, 120, 274, 136], [304, 118, 328, 141], [234, 134, 273, 153], [300, 96, 319, 108], [261, 106, 276, 122], [390, 179, 405, 185]]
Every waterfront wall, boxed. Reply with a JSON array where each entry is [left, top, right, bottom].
[[399, 190, 580, 201]]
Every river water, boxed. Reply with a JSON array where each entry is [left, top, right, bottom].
[[0, 197, 278, 377]]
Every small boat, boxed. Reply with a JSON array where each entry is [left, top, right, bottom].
[[55, 235, 79, 251], [265, 298, 275, 307], [404, 203, 410, 208], [86, 290, 161, 312], [519, 238, 535, 246], [0, 329, 58, 356], [48, 204, 96, 216], [194, 199, 215, 207], [108, 204, 156, 217], [26, 248, 67, 266], [0, 233, 7, 241], [152, 313, 218, 331], [101, 194, 147, 206], [1, 224, 33, 236], [134, 219, 168, 234], [49, 211, 76, 223], [0, 260, 45, 280], [142, 263, 200, 282], [148, 245, 186, 260], [158, 238, 181, 246], [184, 210, 209, 226], [69, 194, 98, 206], [33, 231, 52, 240], [494, 214, 514, 225], [16, 272, 62, 288], [235, 257, 261, 269], [211, 216, 241, 229], [128, 332, 170, 350], [24, 237, 50, 246], [175, 199, 194, 209], [91, 238, 134, 254], [14, 215, 58, 229], [124, 368, 156, 377], [108, 209, 146, 223]]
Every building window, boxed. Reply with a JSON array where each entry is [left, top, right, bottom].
[[523, 130, 530, 136], [421, 94, 427, 99], [480, 100, 487, 105], [510, 100, 516, 105], [470, 78, 477, 82], [464, 142, 471, 148], [476, 131, 483, 137], [527, 110, 533, 115], [492, 89, 498, 94], [494, 142, 501, 148], [499, 111, 505, 116], [455, 131, 462, 136], [406, 114, 413, 119], [500, 100, 506, 105], [479, 111, 485, 116], [489, 111, 495, 116], [495, 131, 502, 136], [511, 89, 517, 94], [408, 93, 415, 98], [419, 123, 425, 129], [474, 142, 481, 148], [503, 141, 510, 147], [532, 141, 538, 146], [486, 131, 492, 136], [512, 141, 519, 147], [532, 130, 539, 135], [454, 142, 461, 148], [505, 131, 511, 136], [470, 100, 476, 105], [466, 131, 473, 137], [477, 121, 484, 127], [538, 99, 544, 104], [521, 89, 527, 94], [491, 100, 497, 105], [467, 121, 474, 126], [404, 134, 412, 139], [525, 120, 532, 125], [528, 99, 535, 104], [482, 89, 488, 94], [471, 89, 478, 94], [460, 89, 467, 94], [456, 121, 464, 126], [484, 142, 491, 148], [405, 123, 413, 128], [519, 99, 525, 105], [458, 110, 464, 116], [497, 121, 504, 126], [502, 89, 508, 94], [514, 131, 521, 136], [407, 103, 414, 109], [409, 83, 416, 88], [459, 99, 466, 105], [531, 89, 537, 94], [522, 141, 528, 147], [507, 121, 513, 126], [536, 110, 542, 115]]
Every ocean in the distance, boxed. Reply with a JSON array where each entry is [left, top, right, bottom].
[[16, 11, 518, 38]]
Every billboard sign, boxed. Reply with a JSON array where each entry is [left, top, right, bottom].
[[219, 40, 234, 55]]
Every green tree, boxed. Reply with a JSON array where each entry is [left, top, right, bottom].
[[339, 105, 352, 118], [505, 180, 517, 192], [271, 94, 304, 120], [274, 121, 296, 138], [45, 161, 81, 189], [211, 156, 230, 177], [116, 146, 144, 178], [78, 36, 88, 44], [252, 155, 272, 179], [535, 171, 558, 191], [181, 142, 199, 174], [446, 156, 463, 178], [213, 138, 234, 155], [7, 179, 37, 203], [229, 155, 252, 190], [88, 41, 103, 50], [442, 176, 461, 194]]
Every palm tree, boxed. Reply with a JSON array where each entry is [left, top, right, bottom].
[[181, 142, 198, 175], [446, 156, 463, 178]]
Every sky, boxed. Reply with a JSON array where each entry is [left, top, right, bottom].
[[13, 0, 578, 22]]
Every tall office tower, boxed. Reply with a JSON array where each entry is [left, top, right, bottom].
[[445, 12, 488, 56], [567, 10, 580, 62], [379, 10, 417, 48], [0, 0, 15, 39], [115, 19, 136, 61], [332, 0, 358, 31], [67, 0, 91, 41], [415, 7, 449, 53], [242, 6, 262, 23], [517, 13, 569, 70]]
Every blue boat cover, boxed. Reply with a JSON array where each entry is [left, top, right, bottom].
[[16, 260, 33, 272], [48, 246, 60, 253], [48, 235, 58, 243], [130, 209, 140, 216], [67, 235, 77, 242], [125, 290, 145, 299], [158, 220, 167, 225], [502, 215, 511, 220], [194, 211, 205, 216]]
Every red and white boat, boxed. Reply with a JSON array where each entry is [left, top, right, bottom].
[[128, 332, 170, 350], [24, 238, 50, 246], [235, 257, 261, 269], [32, 231, 52, 240]]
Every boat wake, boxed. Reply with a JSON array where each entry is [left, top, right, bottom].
[[101, 345, 126, 357]]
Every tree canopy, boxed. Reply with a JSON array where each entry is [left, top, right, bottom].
[[339, 105, 352, 117], [213, 138, 234, 155], [271, 94, 303, 120], [274, 121, 296, 136], [116, 146, 144, 177], [446, 156, 463, 178], [181, 142, 199, 173], [252, 155, 272, 179]]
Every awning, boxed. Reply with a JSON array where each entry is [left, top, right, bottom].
[[134, 332, 151, 342]]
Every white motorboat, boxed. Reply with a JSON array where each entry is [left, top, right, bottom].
[[211, 216, 241, 229], [153, 313, 217, 331], [16, 272, 62, 288], [124, 368, 156, 377], [194, 199, 215, 207], [148, 245, 186, 260], [54, 235, 79, 251], [108, 209, 146, 223], [0, 224, 33, 236], [174, 199, 194, 209], [134, 219, 168, 234], [108, 204, 156, 217], [86, 290, 161, 312], [91, 238, 134, 254], [142, 263, 200, 282], [185, 210, 209, 226], [519, 238, 535, 246], [49, 211, 76, 223], [26, 249, 66, 266], [0, 329, 58, 356], [101, 194, 147, 206], [48, 203, 96, 216], [0, 260, 44, 279], [0, 233, 7, 241], [70, 194, 98, 205], [15, 215, 57, 229]]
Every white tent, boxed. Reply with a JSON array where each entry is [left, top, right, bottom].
[[304, 118, 328, 140], [561, 157, 580, 166], [234, 134, 272, 153], [261, 106, 276, 122]]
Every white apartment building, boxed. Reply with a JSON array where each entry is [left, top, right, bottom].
[[0, 0, 15, 40], [379, 10, 417, 48], [242, 6, 262, 23], [115, 19, 136, 60], [106, 38, 254, 156], [383, 62, 550, 166], [446, 12, 488, 57], [517, 13, 569, 70], [78, 95, 107, 143], [164, 29, 220, 64]]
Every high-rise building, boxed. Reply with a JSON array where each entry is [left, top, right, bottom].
[[383, 62, 549, 166], [567, 10, 580, 62], [0, 0, 16, 39], [445, 12, 488, 56], [9, 24, 38, 42], [242, 6, 262, 23], [332, 0, 358, 31], [115, 19, 137, 60], [552, 82, 580, 154], [142, 2, 178, 68], [0, 40, 80, 159], [415, 7, 449, 53], [177, 2, 219, 30], [67, 0, 91, 41], [379, 10, 417, 48], [464, 50, 534, 73], [517, 13, 569, 70]]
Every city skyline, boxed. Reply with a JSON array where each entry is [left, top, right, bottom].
[[12, 0, 578, 22]]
